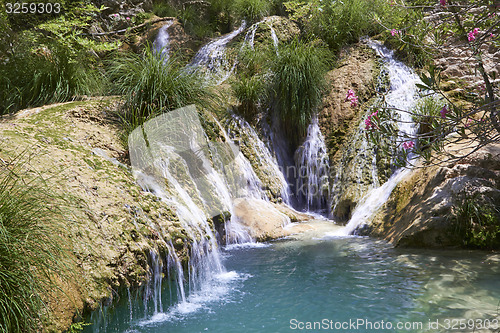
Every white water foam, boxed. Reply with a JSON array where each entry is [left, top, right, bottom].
[[138, 271, 250, 327]]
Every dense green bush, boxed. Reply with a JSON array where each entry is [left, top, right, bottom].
[[285, 0, 403, 52], [232, 0, 271, 22], [0, 155, 71, 332], [108, 46, 213, 132], [453, 193, 500, 250], [270, 39, 330, 144], [0, 44, 104, 114]]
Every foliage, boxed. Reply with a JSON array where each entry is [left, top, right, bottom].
[[270, 39, 330, 144], [232, 0, 271, 22], [453, 192, 500, 249], [231, 74, 268, 119], [0, 42, 105, 114], [67, 321, 91, 332], [365, 1, 500, 167], [230, 45, 272, 120], [284, 0, 403, 52], [0, 154, 71, 332], [108, 46, 214, 133], [0, 0, 113, 114]]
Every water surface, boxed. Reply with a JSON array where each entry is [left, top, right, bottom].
[[85, 231, 500, 333]]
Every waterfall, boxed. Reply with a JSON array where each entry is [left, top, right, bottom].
[[331, 40, 420, 236], [126, 104, 290, 323], [226, 113, 291, 204], [243, 18, 279, 52], [294, 117, 330, 212], [153, 21, 174, 59], [187, 22, 246, 84]]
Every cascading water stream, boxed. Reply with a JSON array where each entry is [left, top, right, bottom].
[[294, 116, 330, 213], [226, 113, 291, 205], [242, 18, 279, 52], [119, 105, 289, 327], [332, 40, 420, 236], [153, 21, 174, 59], [187, 22, 246, 84]]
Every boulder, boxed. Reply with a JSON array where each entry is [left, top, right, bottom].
[[233, 198, 291, 241], [366, 142, 500, 248]]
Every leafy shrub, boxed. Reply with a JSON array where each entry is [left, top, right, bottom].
[[232, 0, 271, 22], [270, 39, 330, 144], [285, 0, 403, 52], [108, 46, 213, 132], [453, 192, 500, 250], [0, 154, 71, 332], [411, 96, 445, 137], [0, 44, 104, 114]]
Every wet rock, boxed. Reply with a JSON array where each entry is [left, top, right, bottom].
[[233, 198, 291, 241], [368, 143, 500, 248]]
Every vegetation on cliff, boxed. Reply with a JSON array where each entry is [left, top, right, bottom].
[[0, 154, 72, 332]]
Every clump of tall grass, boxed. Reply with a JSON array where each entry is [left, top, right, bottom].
[[231, 45, 271, 120], [270, 39, 330, 144], [0, 44, 104, 115], [0, 154, 71, 332], [108, 46, 214, 133], [231, 74, 268, 120], [232, 0, 271, 22], [453, 192, 500, 250], [285, 0, 403, 52]]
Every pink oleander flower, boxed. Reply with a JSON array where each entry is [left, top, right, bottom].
[[440, 105, 448, 118], [402, 141, 415, 150], [440, 0, 446, 6], [468, 28, 480, 42], [391, 29, 399, 36], [126, 17, 131, 20], [345, 89, 355, 101], [345, 89, 359, 107], [365, 118, 373, 130], [350, 96, 358, 107]]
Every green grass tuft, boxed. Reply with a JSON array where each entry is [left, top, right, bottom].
[[108, 46, 215, 135], [270, 39, 330, 144], [0, 153, 72, 332]]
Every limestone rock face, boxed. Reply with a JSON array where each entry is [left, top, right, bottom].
[[0, 99, 187, 332], [319, 43, 380, 221], [366, 143, 500, 248], [233, 198, 291, 241]]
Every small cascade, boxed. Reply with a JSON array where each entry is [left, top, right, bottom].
[[127, 105, 279, 324], [242, 18, 279, 52], [226, 113, 291, 204], [144, 249, 163, 314], [332, 40, 420, 236], [153, 21, 174, 60], [187, 22, 246, 84], [165, 240, 187, 304], [294, 117, 330, 212]]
